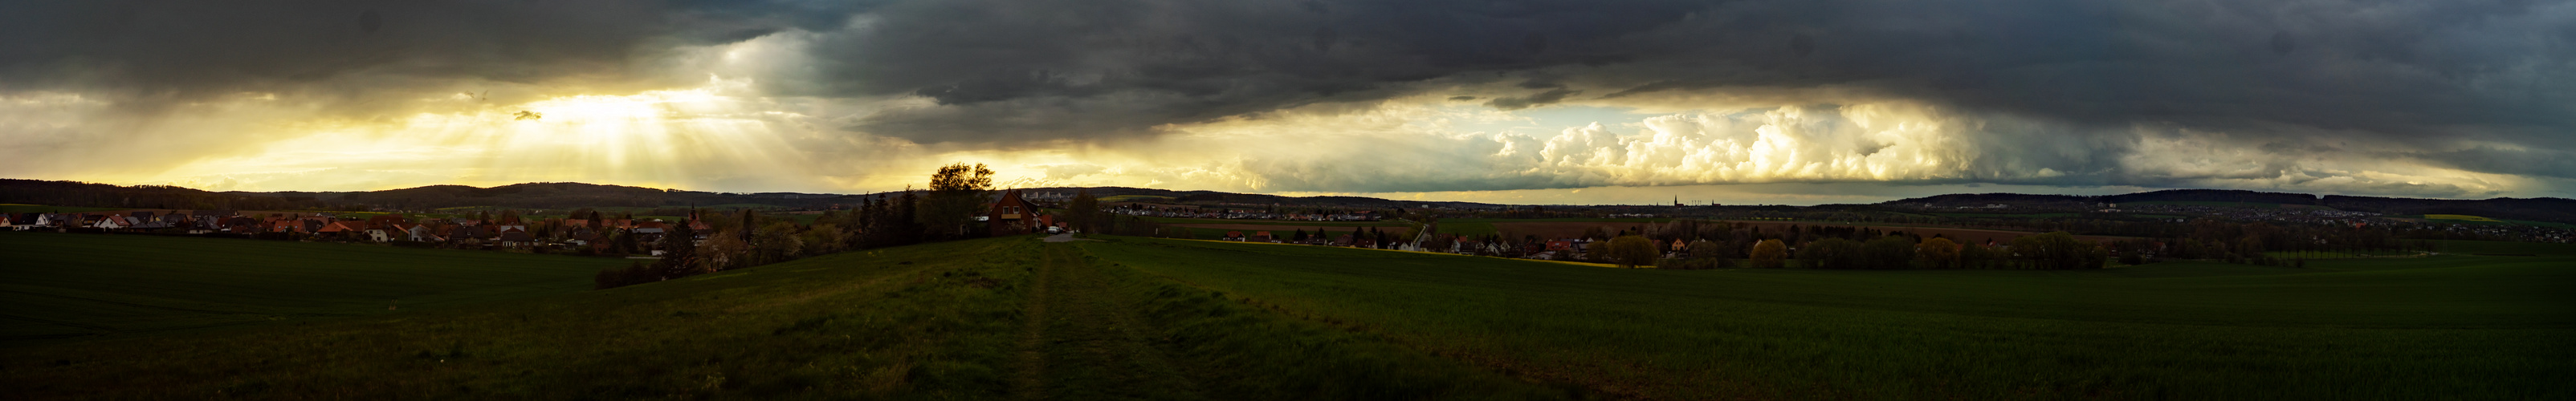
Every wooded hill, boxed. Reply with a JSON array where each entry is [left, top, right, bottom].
[[1889, 188, 2576, 224], [8, 178, 2570, 224]]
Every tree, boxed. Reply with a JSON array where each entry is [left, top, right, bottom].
[[2010, 232, 2103, 270], [1750, 239, 1788, 269], [919, 163, 995, 238], [654, 221, 697, 277], [695, 231, 749, 273], [1916, 237, 1963, 269], [801, 224, 846, 256], [1861, 236, 1917, 269], [753, 221, 803, 265], [1067, 189, 1099, 233], [1800, 238, 1864, 269], [1605, 235, 1659, 268], [1961, 241, 1998, 269]]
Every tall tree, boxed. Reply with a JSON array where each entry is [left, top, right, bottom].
[[1067, 188, 1099, 233], [919, 164, 994, 238], [654, 220, 697, 277], [740, 209, 757, 242]]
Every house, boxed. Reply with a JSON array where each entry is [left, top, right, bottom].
[[987, 189, 1040, 236], [317, 221, 371, 240], [1250, 231, 1274, 242], [90, 215, 127, 229], [401, 224, 444, 242], [1545, 239, 1578, 252], [1225, 231, 1244, 241], [498, 231, 537, 248]]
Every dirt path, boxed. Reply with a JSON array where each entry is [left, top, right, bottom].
[[1015, 243, 1204, 400], [1011, 241, 1059, 399]]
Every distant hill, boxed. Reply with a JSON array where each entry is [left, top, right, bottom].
[[1889, 189, 2576, 224], [0, 179, 878, 212], [8, 178, 2570, 223]]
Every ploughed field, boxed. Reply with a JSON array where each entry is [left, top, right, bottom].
[[2, 234, 2569, 399], [0, 232, 626, 342]]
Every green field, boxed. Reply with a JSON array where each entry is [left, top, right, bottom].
[[2124, 200, 2285, 209], [1, 237, 1557, 399], [1138, 216, 1408, 227], [0, 232, 628, 342], [1096, 195, 1176, 203], [1930, 212, 2083, 218], [4, 234, 2569, 399], [2261, 249, 2419, 259]]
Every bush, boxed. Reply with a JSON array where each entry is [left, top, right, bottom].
[[1861, 236, 1916, 269], [1605, 236, 1659, 268], [1749, 239, 1787, 269], [1917, 237, 1962, 269], [1800, 238, 1864, 269]]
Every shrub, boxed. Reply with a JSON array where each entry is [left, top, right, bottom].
[[1916, 237, 1962, 269], [1861, 236, 1917, 269], [1605, 236, 1660, 268], [1749, 239, 1787, 269]]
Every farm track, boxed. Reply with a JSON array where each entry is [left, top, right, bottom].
[[1020, 242, 1205, 400]]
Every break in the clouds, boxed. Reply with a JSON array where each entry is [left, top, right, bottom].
[[2, 0, 2573, 201]]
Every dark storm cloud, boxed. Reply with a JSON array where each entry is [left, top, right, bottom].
[[805, 0, 1702, 142], [0, 0, 855, 109], [794, 0, 2576, 181], [9, 0, 2573, 190]]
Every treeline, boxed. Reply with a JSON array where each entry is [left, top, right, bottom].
[[0, 179, 326, 211], [1567, 221, 2112, 270], [597, 164, 1206, 290], [0, 179, 879, 213]]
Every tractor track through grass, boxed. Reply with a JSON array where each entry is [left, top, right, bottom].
[[1024, 242, 1207, 400]]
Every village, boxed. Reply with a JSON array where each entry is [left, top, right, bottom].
[[0, 189, 1079, 257]]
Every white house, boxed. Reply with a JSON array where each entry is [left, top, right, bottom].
[[403, 225, 442, 241]]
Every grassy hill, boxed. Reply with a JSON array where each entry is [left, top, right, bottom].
[[4, 234, 2569, 399], [0, 232, 630, 343]]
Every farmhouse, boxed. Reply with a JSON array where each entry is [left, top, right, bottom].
[[988, 189, 1039, 236]]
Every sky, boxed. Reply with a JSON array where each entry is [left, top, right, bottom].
[[3, 0, 2573, 205]]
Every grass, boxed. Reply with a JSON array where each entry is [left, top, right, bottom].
[[0, 232, 630, 343], [1136, 216, 1408, 227], [7, 233, 2568, 399], [1096, 195, 1175, 203], [1930, 213, 2084, 218], [1, 237, 1567, 399], [2262, 249, 2415, 259], [2426, 214, 2504, 222], [1072, 237, 2576, 399], [2124, 200, 2285, 209]]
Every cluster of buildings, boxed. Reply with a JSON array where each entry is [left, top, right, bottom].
[[1109, 205, 1381, 221], [5, 209, 715, 251]]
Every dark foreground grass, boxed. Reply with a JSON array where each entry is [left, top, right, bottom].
[[9, 232, 2566, 399], [2, 237, 1566, 400], [1074, 237, 2576, 399], [0, 232, 629, 342]]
